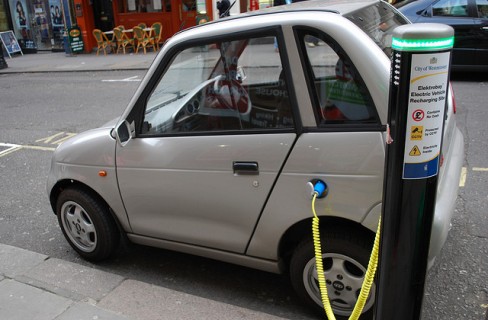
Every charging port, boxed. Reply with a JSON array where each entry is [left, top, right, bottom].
[[307, 179, 328, 199]]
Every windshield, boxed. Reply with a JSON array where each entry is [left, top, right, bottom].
[[345, 2, 409, 56]]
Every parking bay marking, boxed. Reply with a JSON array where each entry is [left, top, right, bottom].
[[459, 167, 488, 188], [0, 142, 56, 158], [0, 143, 22, 157], [460, 167, 467, 187], [0, 132, 77, 158], [36, 132, 77, 145]]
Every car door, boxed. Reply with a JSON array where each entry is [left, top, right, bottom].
[[474, 0, 488, 67], [246, 25, 387, 260], [115, 31, 297, 253]]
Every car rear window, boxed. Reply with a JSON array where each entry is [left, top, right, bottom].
[[345, 2, 409, 56]]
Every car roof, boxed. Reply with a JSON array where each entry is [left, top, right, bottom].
[[178, 0, 382, 34]]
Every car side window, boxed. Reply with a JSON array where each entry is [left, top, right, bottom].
[[142, 35, 294, 135], [432, 0, 469, 17], [476, 0, 488, 17], [299, 32, 378, 126]]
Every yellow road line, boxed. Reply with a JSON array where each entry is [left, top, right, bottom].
[[35, 132, 65, 144], [22, 145, 57, 151], [473, 167, 488, 172], [459, 167, 467, 187], [35, 132, 77, 145]]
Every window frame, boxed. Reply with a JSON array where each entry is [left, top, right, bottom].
[[293, 27, 381, 132], [127, 27, 300, 139]]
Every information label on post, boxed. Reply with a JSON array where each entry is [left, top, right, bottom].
[[403, 52, 450, 179]]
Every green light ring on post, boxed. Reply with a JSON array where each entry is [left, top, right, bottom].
[[392, 37, 454, 52], [391, 23, 455, 52]]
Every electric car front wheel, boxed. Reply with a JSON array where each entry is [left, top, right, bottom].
[[290, 227, 375, 319], [56, 188, 120, 262]]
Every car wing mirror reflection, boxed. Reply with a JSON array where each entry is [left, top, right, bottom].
[[115, 120, 134, 147]]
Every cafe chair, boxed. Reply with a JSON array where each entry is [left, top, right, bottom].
[[92, 29, 113, 56], [138, 22, 147, 29], [133, 26, 155, 54], [151, 22, 163, 51], [113, 27, 134, 54], [117, 25, 125, 30]]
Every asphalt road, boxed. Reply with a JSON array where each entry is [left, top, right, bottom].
[[0, 70, 486, 319]]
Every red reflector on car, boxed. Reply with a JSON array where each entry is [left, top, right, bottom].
[[449, 82, 456, 114]]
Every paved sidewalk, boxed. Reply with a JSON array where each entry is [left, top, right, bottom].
[[0, 243, 287, 320], [0, 50, 156, 74]]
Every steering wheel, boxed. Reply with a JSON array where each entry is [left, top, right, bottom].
[[212, 77, 251, 116]]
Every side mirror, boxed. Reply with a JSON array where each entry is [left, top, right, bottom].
[[115, 120, 133, 147]]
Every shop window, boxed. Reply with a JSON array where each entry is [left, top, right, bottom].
[[7, 0, 64, 51], [182, 0, 196, 11], [259, 0, 272, 9], [124, 0, 168, 13]]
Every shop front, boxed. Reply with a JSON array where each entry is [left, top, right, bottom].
[[112, 0, 214, 41], [4, 0, 70, 51], [74, 0, 217, 53], [1, 0, 257, 54]]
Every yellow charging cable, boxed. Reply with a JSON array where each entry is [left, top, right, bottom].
[[311, 192, 382, 320]]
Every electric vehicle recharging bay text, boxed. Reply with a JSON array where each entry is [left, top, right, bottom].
[[46, 0, 465, 318]]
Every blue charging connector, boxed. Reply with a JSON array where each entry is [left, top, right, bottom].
[[308, 179, 328, 199], [314, 180, 327, 197]]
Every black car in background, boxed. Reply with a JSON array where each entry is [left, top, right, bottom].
[[396, 0, 488, 71]]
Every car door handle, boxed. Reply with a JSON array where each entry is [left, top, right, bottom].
[[233, 161, 259, 175]]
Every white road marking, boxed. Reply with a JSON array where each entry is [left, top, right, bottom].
[[102, 76, 141, 82], [0, 143, 22, 157], [0, 143, 56, 158]]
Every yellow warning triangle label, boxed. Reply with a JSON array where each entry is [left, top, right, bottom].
[[409, 145, 421, 156]]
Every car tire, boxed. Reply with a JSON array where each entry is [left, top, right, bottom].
[[56, 188, 120, 262], [289, 226, 375, 320]]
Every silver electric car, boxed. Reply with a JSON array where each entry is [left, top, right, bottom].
[[47, 0, 465, 318]]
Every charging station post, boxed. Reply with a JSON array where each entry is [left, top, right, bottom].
[[374, 24, 454, 319]]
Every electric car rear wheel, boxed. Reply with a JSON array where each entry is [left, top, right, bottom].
[[290, 226, 375, 319], [56, 188, 120, 262]]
